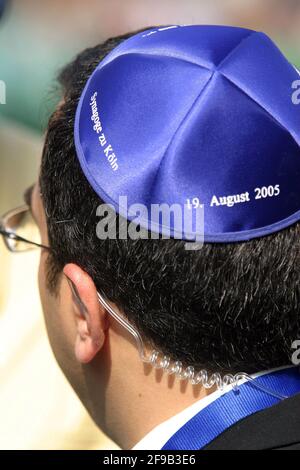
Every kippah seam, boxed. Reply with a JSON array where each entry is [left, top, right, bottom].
[[215, 30, 256, 69], [146, 72, 215, 203], [97, 49, 213, 74]]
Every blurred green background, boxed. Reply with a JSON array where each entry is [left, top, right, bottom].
[[0, 0, 299, 133]]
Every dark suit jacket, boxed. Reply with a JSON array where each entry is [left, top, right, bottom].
[[204, 393, 300, 450]]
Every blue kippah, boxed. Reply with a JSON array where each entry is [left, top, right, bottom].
[[74, 25, 300, 242]]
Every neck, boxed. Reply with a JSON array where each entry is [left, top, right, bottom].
[[114, 371, 215, 449], [88, 325, 217, 450]]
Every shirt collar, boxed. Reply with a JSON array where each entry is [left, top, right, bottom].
[[131, 365, 292, 450]]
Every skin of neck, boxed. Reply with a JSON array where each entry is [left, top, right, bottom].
[[83, 318, 216, 450]]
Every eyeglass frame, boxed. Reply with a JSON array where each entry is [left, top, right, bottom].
[[0, 204, 50, 252], [0, 203, 148, 356]]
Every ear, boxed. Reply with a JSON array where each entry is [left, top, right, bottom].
[[63, 263, 109, 364]]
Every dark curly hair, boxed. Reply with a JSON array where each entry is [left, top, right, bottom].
[[40, 26, 300, 375]]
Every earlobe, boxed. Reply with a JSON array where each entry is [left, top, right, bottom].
[[74, 327, 103, 364], [63, 263, 108, 364]]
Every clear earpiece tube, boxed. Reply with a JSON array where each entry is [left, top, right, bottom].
[[97, 291, 288, 399], [97, 292, 252, 390]]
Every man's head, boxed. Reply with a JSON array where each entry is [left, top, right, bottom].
[[32, 26, 300, 442]]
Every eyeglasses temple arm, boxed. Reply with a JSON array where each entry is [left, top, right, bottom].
[[0, 228, 50, 251]]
